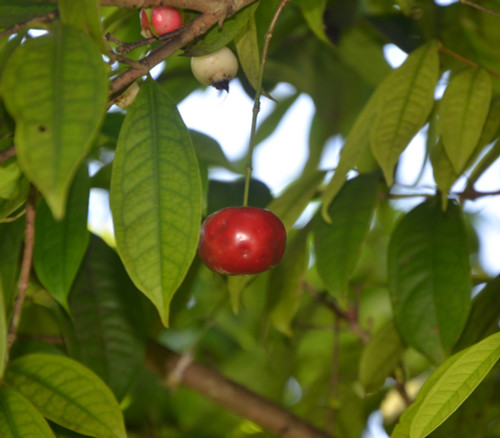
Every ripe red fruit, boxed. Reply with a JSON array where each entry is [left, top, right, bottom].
[[140, 6, 182, 38], [198, 207, 286, 275]]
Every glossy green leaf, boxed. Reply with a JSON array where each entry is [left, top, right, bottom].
[[68, 234, 146, 401], [388, 198, 471, 364], [370, 41, 439, 186], [269, 226, 309, 336], [314, 171, 379, 299], [439, 68, 492, 174], [110, 79, 202, 327], [1, 23, 107, 219], [410, 332, 500, 438], [235, 13, 261, 90], [359, 319, 405, 392], [34, 164, 90, 312], [5, 353, 126, 438], [0, 387, 56, 438]]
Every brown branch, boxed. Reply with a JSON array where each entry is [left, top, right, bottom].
[[460, 0, 500, 18], [0, 145, 16, 164], [0, 10, 59, 39], [109, 0, 257, 101], [7, 186, 37, 351], [100, 0, 229, 13], [146, 341, 334, 438], [303, 283, 370, 344], [438, 43, 500, 80]]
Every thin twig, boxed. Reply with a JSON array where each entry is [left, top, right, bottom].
[[326, 317, 341, 433], [0, 10, 59, 39], [7, 186, 37, 351], [460, 0, 500, 18], [0, 145, 16, 164], [438, 43, 500, 80], [303, 283, 370, 344], [106, 28, 181, 55], [243, 0, 290, 206]]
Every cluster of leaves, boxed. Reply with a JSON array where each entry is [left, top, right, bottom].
[[0, 0, 500, 437]]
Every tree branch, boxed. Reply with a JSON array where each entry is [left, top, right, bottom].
[[109, 0, 257, 101], [146, 341, 334, 438], [7, 186, 37, 351]]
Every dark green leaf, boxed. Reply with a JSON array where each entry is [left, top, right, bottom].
[[314, 171, 379, 299], [34, 164, 90, 311], [455, 274, 500, 350], [388, 198, 471, 364], [234, 13, 261, 90], [0, 1, 57, 28], [110, 79, 202, 327], [68, 234, 147, 401]]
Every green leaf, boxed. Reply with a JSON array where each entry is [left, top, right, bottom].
[[5, 353, 126, 438], [430, 140, 458, 210], [455, 274, 500, 351], [190, 130, 234, 171], [110, 79, 202, 327], [388, 198, 471, 364], [184, 3, 259, 56], [314, 171, 379, 299], [58, 0, 107, 52], [391, 347, 465, 438], [359, 319, 405, 392], [0, 219, 24, 309], [34, 164, 90, 312], [439, 68, 492, 174], [1, 23, 108, 219], [267, 170, 325, 231], [320, 74, 385, 222], [296, 0, 332, 46], [0, 1, 57, 28], [370, 41, 439, 186], [269, 226, 310, 336], [410, 332, 500, 438], [0, 264, 6, 378], [68, 234, 147, 401], [0, 158, 29, 219], [234, 12, 261, 90], [0, 387, 56, 438]]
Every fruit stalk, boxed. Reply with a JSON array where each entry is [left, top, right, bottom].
[[243, 0, 291, 206]]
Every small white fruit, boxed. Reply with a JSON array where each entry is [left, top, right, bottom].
[[190, 46, 238, 91]]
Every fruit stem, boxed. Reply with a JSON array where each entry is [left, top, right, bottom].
[[243, 0, 290, 207]]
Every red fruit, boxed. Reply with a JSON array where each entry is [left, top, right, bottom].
[[198, 207, 286, 275], [140, 6, 182, 37]]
